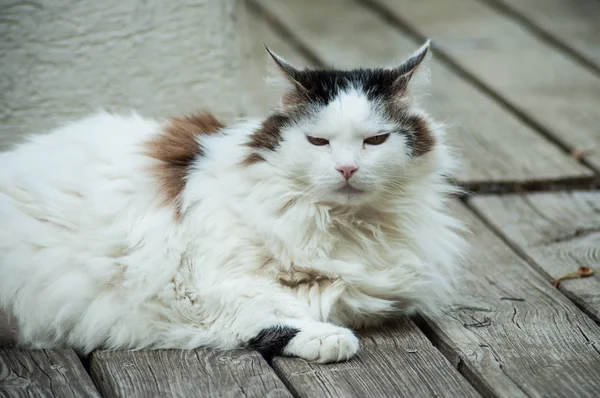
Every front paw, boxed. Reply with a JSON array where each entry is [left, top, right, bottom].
[[284, 322, 358, 363]]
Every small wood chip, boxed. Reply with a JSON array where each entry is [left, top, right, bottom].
[[500, 297, 525, 301], [552, 267, 594, 287], [570, 148, 593, 160], [406, 349, 418, 354]]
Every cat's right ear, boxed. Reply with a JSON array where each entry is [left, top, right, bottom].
[[264, 45, 309, 94]]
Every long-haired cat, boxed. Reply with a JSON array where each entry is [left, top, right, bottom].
[[0, 41, 466, 363]]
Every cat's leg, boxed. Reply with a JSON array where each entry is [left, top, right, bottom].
[[160, 277, 359, 363], [251, 318, 358, 364]]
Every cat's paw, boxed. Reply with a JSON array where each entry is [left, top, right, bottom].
[[284, 322, 358, 363]]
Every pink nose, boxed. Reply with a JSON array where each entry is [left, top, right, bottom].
[[336, 165, 358, 180]]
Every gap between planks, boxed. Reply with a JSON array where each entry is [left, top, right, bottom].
[[459, 176, 600, 196], [476, 0, 600, 76], [355, 0, 600, 174]]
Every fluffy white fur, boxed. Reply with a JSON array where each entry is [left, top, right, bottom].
[[0, 46, 466, 363]]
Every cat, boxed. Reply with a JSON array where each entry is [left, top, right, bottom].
[[0, 40, 467, 363]]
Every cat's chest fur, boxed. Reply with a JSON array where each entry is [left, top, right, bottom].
[[264, 208, 408, 325]]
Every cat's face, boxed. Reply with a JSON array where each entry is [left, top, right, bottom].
[[246, 42, 436, 206]]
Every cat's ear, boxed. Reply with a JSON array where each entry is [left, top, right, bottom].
[[263, 45, 309, 93], [396, 40, 430, 79], [391, 40, 431, 95]]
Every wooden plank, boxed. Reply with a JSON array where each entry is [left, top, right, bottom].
[[0, 348, 100, 398], [470, 191, 600, 322], [254, 0, 592, 191], [89, 348, 292, 398], [273, 318, 479, 398], [482, 0, 600, 72], [373, 0, 600, 171], [239, 2, 315, 118], [412, 202, 600, 397]]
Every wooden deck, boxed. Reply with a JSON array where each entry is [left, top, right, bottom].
[[2, 0, 600, 396]]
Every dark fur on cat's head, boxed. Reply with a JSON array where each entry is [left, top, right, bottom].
[[245, 41, 442, 206]]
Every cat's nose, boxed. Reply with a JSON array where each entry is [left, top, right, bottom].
[[336, 165, 358, 180]]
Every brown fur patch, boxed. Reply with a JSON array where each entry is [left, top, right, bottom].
[[146, 111, 224, 210], [242, 153, 266, 166], [405, 115, 435, 156], [242, 114, 289, 166], [385, 102, 435, 157], [277, 266, 333, 288], [276, 197, 300, 217], [282, 91, 304, 106]]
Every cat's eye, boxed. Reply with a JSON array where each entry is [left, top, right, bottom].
[[363, 133, 390, 146], [307, 136, 329, 146]]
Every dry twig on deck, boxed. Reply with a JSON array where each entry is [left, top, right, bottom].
[[552, 267, 594, 287]]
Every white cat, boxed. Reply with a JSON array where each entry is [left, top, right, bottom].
[[0, 41, 467, 363]]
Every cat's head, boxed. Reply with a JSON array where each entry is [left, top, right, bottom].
[[245, 41, 444, 206]]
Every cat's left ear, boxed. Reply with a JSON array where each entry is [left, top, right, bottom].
[[391, 40, 431, 94], [396, 40, 430, 78], [263, 45, 309, 93]]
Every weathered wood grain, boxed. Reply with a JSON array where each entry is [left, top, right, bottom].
[[373, 0, 600, 171], [240, 2, 315, 118], [273, 317, 479, 398], [414, 202, 600, 397], [89, 348, 292, 398], [254, 0, 592, 190], [0, 348, 100, 398], [470, 191, 600, 322], [482, 0, 600, 72]]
